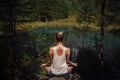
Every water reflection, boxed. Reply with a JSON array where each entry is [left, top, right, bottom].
[[71, 48, 79, 63]]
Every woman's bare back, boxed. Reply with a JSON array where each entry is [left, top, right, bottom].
[[56, 46, 64, 56]]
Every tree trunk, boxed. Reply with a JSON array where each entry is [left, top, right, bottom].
[[46, 16, 48, 30], [10, 15, 17, 80], [99, 0, 105, 80]]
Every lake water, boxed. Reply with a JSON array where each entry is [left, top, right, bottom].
[[28, 27, 120, 55]]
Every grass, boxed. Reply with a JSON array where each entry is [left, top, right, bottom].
[[16, 15, 78, 29], [16, 15, 119, 31]]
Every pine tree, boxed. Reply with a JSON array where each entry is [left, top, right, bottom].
[[76, 0, 95, 47], [105, 0, 120, 29], [33, 0, 69, 21], [0, 0, 33, 79]]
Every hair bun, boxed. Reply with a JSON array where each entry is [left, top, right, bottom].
[[56, 32, 64, 42]]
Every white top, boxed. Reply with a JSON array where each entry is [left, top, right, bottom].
[[51, 46, 68, 75]]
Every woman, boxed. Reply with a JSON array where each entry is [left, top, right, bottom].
[[41, 32, 77, 77]]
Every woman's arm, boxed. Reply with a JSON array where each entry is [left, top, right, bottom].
[[41, 47, 53, 67], [66, 48, 77, 67]]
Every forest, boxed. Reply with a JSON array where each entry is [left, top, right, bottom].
[[0, 0, 120, 80]]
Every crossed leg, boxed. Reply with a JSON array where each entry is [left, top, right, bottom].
[[42, 66, 73, 73], [68, 65, 74, 72], [42, 66, 51, 73]]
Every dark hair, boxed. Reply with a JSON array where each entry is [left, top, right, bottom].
[[56, 32, 64, 42]]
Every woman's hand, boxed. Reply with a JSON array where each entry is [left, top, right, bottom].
[[41, 63, 46, 67], [73, 63, 78, 67]]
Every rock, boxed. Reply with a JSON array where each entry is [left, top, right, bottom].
[[49, 77, 66, 80], [39, 76, 49, 80], [39, 73, 81, 80]]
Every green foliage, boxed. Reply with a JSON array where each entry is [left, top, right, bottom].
[[76, 0, 95, 24], [76, 0, 96, 47], [29, 0, 69, 21], [0, 0, 34, 47], [50, 0, 69, 20], [15, 31, 38, 80], [29, 31, 47, 42], [105, 0, 120, 26], [0, 0, 33, 22], [21, 54, 33, 66]]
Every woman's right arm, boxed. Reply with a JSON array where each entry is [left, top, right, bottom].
[[41, 47, 53, 67]]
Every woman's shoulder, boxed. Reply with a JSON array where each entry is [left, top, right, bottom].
[[49, 47, 55, 55], [65, 47, 70, 52], [49, 46, 57, 51], [49, 46, 55, 50]]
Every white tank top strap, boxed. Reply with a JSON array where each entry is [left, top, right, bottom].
[[53, 46, 56, 54], [63, 47, 66, 56]]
